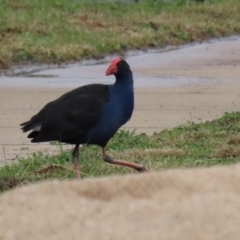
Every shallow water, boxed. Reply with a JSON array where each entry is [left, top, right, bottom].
[[0, 35, 239, 89], [0, 76, 211, 88]]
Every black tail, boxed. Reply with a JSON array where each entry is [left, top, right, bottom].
[[20, 120, 41, 133], [20, 120, 59, 142]]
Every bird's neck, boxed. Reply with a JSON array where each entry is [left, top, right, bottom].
[[114, 73, 133, 87]]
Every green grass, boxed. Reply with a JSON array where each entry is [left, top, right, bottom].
[[1, 111, 240, 192], [0, 0, 240, 69]]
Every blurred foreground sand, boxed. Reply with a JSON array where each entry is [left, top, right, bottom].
[[1, 163, 240, 240]]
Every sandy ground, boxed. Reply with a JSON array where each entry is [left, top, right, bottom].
[[1, 163, 240, 240], [0, 37, 240, 165]]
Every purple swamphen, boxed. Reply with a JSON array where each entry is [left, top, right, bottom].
[[20, 58, 147, 179]]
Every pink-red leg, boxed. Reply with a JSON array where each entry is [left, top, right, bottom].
[[102, 147, 147, 172], [73, 144, 82, 179]]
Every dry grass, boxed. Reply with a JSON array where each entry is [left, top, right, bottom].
[[227, 134, 240, 145], [214, 146, 240, 158], [120, 148, 186, 159]]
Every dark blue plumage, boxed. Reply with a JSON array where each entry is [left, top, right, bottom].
[[20, 58, 146, 179], [83, 76, 134, 146]]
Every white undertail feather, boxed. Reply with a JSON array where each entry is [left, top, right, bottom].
[[32, 125, 42, 131]]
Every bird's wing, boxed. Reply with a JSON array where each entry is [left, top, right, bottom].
[[20, 84, 109, 142]]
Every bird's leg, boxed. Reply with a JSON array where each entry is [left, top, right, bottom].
[[72, 144, 82, 179], [102, 147, 147, 172]]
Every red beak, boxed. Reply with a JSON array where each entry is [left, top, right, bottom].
[[105, 64, 117, 76]]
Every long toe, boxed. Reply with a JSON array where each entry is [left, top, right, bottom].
[[137, 165, 148, 172]]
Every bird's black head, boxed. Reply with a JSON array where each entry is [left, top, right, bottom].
[[105, 58, 132, 78]]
